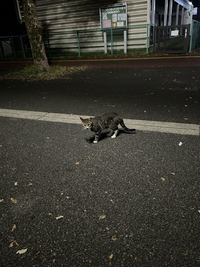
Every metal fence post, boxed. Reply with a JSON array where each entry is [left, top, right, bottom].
[[103, 31, 107, 54], [146, 24, 149, 54], [10, 37, 16, 58], [124, 29, 127, 54], [19, 35, 26, 58], [189, 20, 193, 53], [77, 30, 81, 57], [0, 39, 5, 57], [111, 27, 113, 56]]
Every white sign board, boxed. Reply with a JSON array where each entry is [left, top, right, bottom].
[[100, 3, 127, 29]]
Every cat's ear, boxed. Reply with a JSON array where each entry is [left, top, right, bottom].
[[80, 117, 83, 121]]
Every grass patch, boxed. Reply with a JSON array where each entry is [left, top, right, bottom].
[[46, 48, 153, 59], [0, 65, 86, 81]]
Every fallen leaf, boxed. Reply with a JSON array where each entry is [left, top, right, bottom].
[[9, 242, 14, 248], [179, 142, 183, 146], [16, 248, 27, 255], [109, 253, 114, 259], [14, 182, 18, 186], [66, 196, 70, 199], [9, 240, 19, 248], [99, 215, 106, 220], [11, 224, 17, 232], [0, 144, 2, 148], [28, 182, 33, 186], [10, 198, 18, 204], [161, 177, 166, 182], [46, 137, 50, 140], [0, 199, 4, 203], [198, 210, 200, 214], [170, 172, 175, 176], [75, 161, 80, 165], [56, 215, 64, 220], [111, 235, 117, 241]]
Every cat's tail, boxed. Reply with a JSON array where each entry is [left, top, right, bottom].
[[119, 119, 136, 133]]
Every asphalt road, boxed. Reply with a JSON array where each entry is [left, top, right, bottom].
[[0, 57, 200, 267], [0, 57, 200, 124]]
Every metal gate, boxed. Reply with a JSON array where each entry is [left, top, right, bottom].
[[154, 25, 190, 54]]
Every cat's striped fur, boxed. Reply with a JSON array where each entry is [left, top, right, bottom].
[[80, 112, 136, 143]]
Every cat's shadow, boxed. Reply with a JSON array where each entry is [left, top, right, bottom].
[[85, 129, 136, 143]]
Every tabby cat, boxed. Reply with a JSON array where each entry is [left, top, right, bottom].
[[80, 112, 136, 143]]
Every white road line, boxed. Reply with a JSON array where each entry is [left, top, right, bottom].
[[0, 108, 199, 136]]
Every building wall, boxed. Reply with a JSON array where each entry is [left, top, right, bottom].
[[33, 0, 150, 54]]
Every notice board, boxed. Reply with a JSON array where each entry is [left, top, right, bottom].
[[100, 3, 127, 29]]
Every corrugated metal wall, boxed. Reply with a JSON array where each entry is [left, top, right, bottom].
[[34, 0, 150, 55]]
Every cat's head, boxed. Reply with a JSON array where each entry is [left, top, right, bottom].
[[80, 117, 92, 129]]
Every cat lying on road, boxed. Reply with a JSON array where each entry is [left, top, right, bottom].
[[80, 112, 136, 143]]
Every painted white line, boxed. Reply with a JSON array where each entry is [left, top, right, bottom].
[[0, 108, 199, 136]]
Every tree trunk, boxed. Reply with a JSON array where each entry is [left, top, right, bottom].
[[22, 0, 49, 71]]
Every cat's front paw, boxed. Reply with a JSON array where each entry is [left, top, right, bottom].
[[93, 140, 98, 143]]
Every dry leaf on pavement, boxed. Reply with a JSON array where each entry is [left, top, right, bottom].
[[10, 198, 18, 204], [111, 235, 117, 241], [109, 253, 114, 259], [99, 215, 106, 220], [56, 215, 64, 220], [9, 240, 19, 248], [11, 224, 17, 232], [16, 248, 28, 254]]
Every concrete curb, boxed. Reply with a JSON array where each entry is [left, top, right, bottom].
[[0, 108, 199, 136]]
